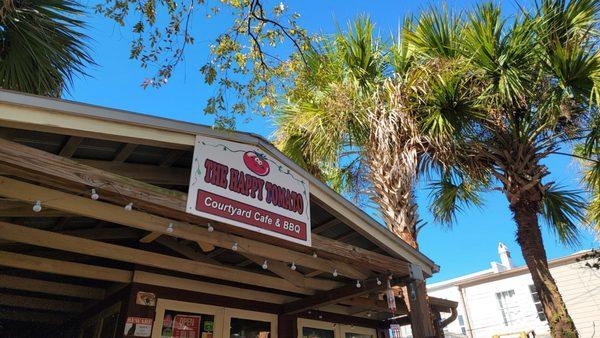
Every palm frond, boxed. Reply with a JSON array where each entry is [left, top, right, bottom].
[[405, 5, 463, 59], [462, 2, 537, 106], [0, 0, 93, 96], [429, 170, 485, 225], [540, 184, 586, 246]]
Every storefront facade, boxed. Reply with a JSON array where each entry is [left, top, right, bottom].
[[0, 90, 456, 338]]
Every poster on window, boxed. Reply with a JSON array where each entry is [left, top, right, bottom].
[[173, 315, 201, 338], [187, 135, 311, 246]]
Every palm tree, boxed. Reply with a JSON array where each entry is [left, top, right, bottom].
[[0, 0, 92, 96], [430, 1, 599, 336], [275, 15, 476, 248]]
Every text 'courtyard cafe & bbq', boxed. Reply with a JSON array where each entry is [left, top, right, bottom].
[[0, 90, 457, 338]]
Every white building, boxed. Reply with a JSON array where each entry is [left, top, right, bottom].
[[420, 244, 600, 338]]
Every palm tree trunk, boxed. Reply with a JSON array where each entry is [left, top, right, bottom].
[[510, 193, 578, 338]]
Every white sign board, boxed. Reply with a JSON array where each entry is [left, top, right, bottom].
[[187, 135, 311, 246]]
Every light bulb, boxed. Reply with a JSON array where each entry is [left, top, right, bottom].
[[91, 189, 99, 200], [262, 260, 268, 269], [232, 242, 238, 251], [376, 278, 382, 286], [367, 312, 372, 318], [356, 280, 361, 288], [32, 200, 42, 213], [290, 262, 296, 270], [124, 202, 133, 211], [318, 314, 323, 319], [312, 252, 318, 258], [332, 269, 338, 277], [167, 223, 174, 233], [207, 223, 214, 232]]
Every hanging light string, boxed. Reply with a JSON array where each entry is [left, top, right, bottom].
[[19, 181, 360, 279]]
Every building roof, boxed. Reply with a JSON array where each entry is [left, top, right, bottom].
[[429, 250, 592, 289], [0, 89, 439, 275]]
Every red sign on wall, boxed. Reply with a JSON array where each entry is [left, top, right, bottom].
[[187, 135, 311, 246], [173, 315, 200, 338]]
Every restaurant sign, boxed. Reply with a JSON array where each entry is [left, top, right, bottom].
[[187, 135, 311, 246]]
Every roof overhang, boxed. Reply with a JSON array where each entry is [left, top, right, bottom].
[[0, 89, 439, 276]]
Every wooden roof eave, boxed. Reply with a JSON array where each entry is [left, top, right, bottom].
[[0, 89, 437, 276]]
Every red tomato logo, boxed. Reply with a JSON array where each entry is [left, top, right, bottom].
[[243, 151, 270, 176]]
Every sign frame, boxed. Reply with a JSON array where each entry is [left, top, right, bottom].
[[186, 135, 311, 246]]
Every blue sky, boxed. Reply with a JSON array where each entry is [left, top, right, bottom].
[[70, 0, 598, 283]]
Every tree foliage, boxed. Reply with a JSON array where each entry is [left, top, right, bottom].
[[0, 0, 93, 96], [96, 0, 310, 128]]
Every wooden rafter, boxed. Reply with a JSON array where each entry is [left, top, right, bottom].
[[113, 143, 137, 162], [0, 220, 322, 294], [59, 136, 83, 157], [0, 251, 132, 283], [241, 253, 342, 291], [78, 159, 189, 185], [281, 275, 395, 315], [0, 293, 84, 313], [0, 137, 409, 277], [0, 176, 368, 280], [155, 236, 222, 265], [0, 275, 105, 300]]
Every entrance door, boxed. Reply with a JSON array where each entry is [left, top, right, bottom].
[[152, 299, 277, 338], [298, 319, 376, 338]]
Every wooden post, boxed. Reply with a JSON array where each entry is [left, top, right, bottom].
[[278, 315, 297, 338], [402, 270, 436, 338]]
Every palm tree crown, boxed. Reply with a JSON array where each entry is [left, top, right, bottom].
[[0, 0, 92, 96]]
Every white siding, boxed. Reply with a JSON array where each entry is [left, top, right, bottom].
[[551, 258, 600, 337], [461, 273, 549, 338]]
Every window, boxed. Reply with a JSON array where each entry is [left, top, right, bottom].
[[457, 315, 467, 335], [529, 285, 547, 321], [495, 290, 520, 326]]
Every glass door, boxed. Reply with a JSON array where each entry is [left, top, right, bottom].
[[339, 325, 376, 338], [223, 308, 277, 338], [298, 319, 336, 338], [152, 299, 224, 338], [297, 319, 376, 338]]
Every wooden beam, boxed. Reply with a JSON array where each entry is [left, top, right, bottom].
[[155, 236, 222, 265], [0, 177, 368, 280], [0, 220, 313, 294], [340, 296, 388, 312], [313, 218, 341, 234], [113, 143, 137, 162], [241, 253, 341, 291], [403, 281, 436, 337], [139, 231, 163, 243], [0, 251, 132, 283], [160, 149, 186, 167], [0, 309, 66, 324], [0, 275, 105, 300], [281, 275, 393, 315], [59, 136, 83, 157], [79, 159, 189, 185], [133, 270, 296, 304], [0, 227, 141, 246], [0, 138, 403, 276], [0, 293, 84, 313]]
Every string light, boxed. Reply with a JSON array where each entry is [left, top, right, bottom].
[[312, 252, 318, 258], [376, 278, 382, 286], [124, 202, 133, 211], [90, 189, 99, 200], [232, 242, 238, 251], [290, 262, 296, 270], [367, 312, 372, 318], [32, 200, 42, 213], [166, 223, 174, 233], [207, 223, 214, 232], [356, 280, 361, 288], [262, 260, 268, 270], [332, 269, 338, 277]]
